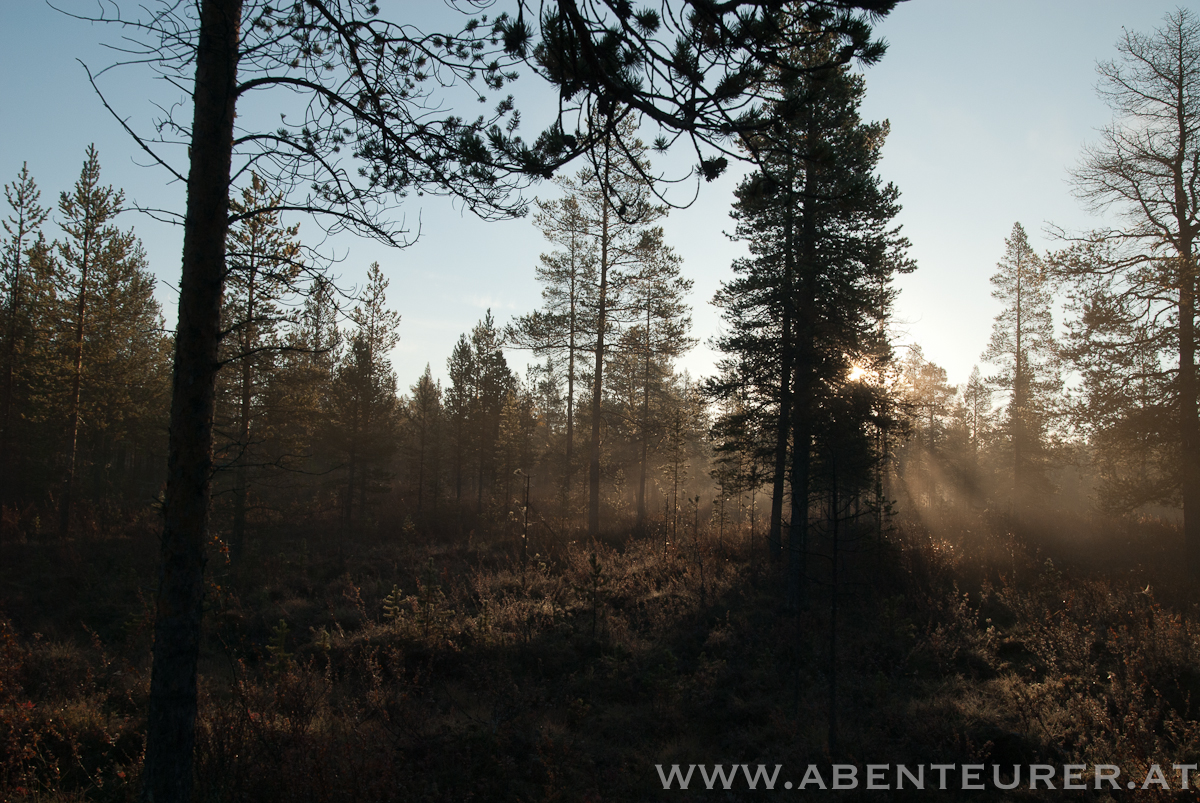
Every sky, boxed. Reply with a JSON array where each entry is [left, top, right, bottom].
[[0, 0, 1190, 393]]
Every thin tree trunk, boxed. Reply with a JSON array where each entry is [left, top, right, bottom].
[[1013, 252, 1022, 508], [587, 164, 610, 538], [875, 421, 886, 540], [60, 229, 91, 538], [827, 453, 839, 754], [769, 291, 792, 562], [477, 430, 485, 514], [672, 413, 681, 542], [231, 262, 255, 560], [786, 374, 810, 610], [454, 420, 463, 502], [1179, 248, 1200, 573], [143, 2, 242, 800], [566, 271, 576, 521], [636, 304, 650, 528], [416, 417, 425, 516], [1, 218, 29, 505], [346, 401, 359, 529], [769, 153, 796, 562], [432, 425, 440, 517], [566, 318, 575, 520], [787, 156, 814, 609]]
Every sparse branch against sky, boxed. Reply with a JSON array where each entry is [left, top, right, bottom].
[[0, 1, 1190, 390]]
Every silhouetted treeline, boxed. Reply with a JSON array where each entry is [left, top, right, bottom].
[[1, 149, 170, 534], [0, 149, 717, 548]]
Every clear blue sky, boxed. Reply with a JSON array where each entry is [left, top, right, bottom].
[[0, 1, 1188, 393]]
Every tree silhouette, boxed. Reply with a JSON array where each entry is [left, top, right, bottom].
[[1, 164, 50, 505], [1060, 8, 1200, 564], [712, 45, 912, 603], [56, 147, 164, 534], [982, 223, 1060, 508], [506, 193, 597, 519], [219, 174, 305, 559], [330, 262, 400, 528]]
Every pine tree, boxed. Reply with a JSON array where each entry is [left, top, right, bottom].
[[524, 356, 566, 488], [264, 274, 343, 519], [941, 365, 995, 508], [960, 366, 993, 456], [506, 193, 597, 518], [551, 113, 668, 535], [659, 374, 709, 543], [496, 383, 538, 510], [56, 146, 167, 531], [712, 49, 912, 598], [623, 229, 694, 528], [1059, 258, 1176, 512], [329, 263, 400, 529], [1059, 9, 1200, 560], [218, 174, 304, 557], [1, 163, 51, 504], [896, 346, 955, 507], [444, 312, 515, 518], [58, 146, 121, 533], [445, 334, 475, 507], [405, 364, 443, 518], [469, 310, 514, 514], [81, 217, 169, 508], [708, 382, 774, 543], [981, 222, 1061, 505]]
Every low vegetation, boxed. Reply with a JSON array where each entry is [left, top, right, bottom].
[[2, 505, 1197, 802]]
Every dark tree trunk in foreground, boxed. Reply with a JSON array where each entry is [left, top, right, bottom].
[[768, 299, 791, 562], [1180, 254, 1200, 572], [142, 1, 241, 800]]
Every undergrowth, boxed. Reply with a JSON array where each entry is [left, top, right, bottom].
[[1, 507, 1198, 801]]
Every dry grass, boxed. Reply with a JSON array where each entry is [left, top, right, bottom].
[[2, 506, 1199, 801]]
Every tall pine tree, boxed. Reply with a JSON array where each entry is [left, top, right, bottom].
[[330, 263, 400, 529], [218, 174, 304, 557], [981, 223, 1061, 506], [1, 164, 51, 505], [712, 44, 912, 597], [56, 146, 169, 531]]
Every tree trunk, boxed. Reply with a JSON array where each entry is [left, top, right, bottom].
[[827, 453, 839, 753], [769, 286, 792, 562], [587, 171, 610, 538], [345, 403, 358, 529], [566, 290, 575, 520], [636, 305, 650, 528], [60, 228, 91, 538], [1179, 250, 1200, 573], [143, 3, 242, 800], [769, 153, 796, 562], [1012, 250, 1023, 510], [231, 263, 255, 560], [787, 157, 814, 608], [416, 417, 425, 516], [786, 367, 811, 610], [1, 218, 28, 506]]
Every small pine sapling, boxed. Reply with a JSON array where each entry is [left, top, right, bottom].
[[382, 585, 404, 626], [266, 619, 292, 671], [417, 559, 445, 638]]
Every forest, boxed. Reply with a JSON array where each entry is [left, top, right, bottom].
[[3, 1, 1200, 801]]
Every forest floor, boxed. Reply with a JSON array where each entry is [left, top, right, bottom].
[[1, 504, 1199, 801]]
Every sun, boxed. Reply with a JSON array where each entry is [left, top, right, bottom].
[[848, 364, 868, 382]]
